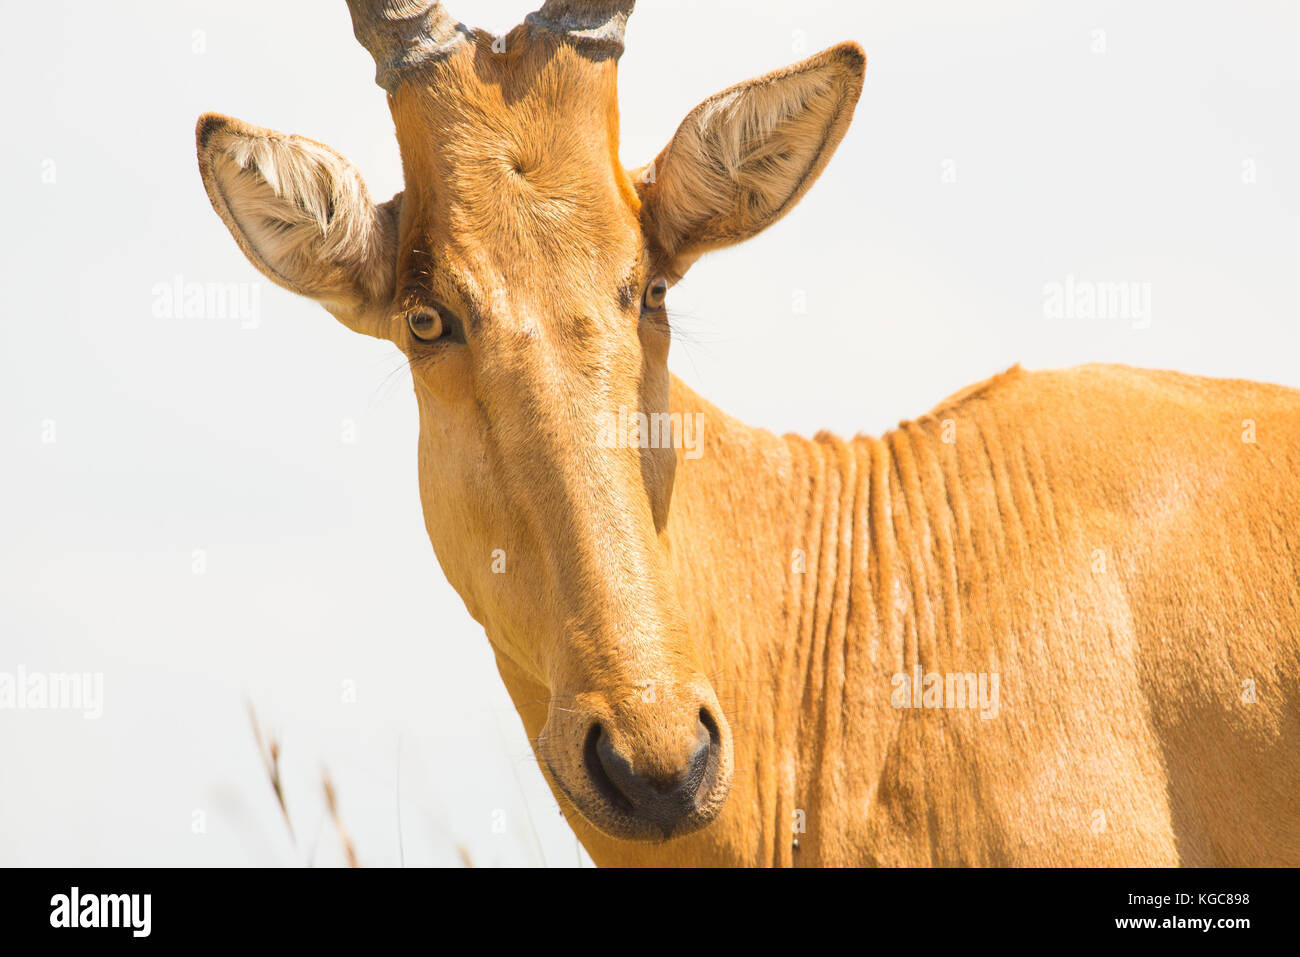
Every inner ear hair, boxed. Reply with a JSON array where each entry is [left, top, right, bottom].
[[639, 42, 865, 269], [196, 112, 401, 330]]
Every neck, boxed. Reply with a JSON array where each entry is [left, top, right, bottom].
[[492, 374, 946, 865], [657, 376, 913, 865]]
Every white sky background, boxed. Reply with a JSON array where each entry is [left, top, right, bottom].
[[1, 0, 1297, 866]]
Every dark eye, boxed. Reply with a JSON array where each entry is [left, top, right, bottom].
[[407, 307, 444, 342], [642, 277, 668, 311]]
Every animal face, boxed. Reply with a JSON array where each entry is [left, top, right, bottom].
[[196, 0, 864, 842]]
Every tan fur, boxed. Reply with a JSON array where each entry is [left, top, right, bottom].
[[197, 7, 1300, 865]]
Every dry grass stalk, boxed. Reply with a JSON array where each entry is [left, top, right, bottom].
[[248, 702, 295, 847], [247, 703, 476, 867], [322, 770, 360, 868]]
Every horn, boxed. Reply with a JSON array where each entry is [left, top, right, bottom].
[[346, 0, 466, 92], [524, 0, 635, 58]]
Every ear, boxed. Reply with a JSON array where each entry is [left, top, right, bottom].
[[195, 113, 401, 338], [634, 42, 865, 281]]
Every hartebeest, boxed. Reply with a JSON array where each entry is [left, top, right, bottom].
[[196, 0, 1300, 866]]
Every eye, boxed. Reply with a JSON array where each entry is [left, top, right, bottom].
[[642, 277, 668, 312], [407, 307, 444, 342]]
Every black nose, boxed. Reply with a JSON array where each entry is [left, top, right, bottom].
[[584, 710, 722, 836]]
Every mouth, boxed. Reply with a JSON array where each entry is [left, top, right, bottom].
[[581, 709, 724, 840], [546, 709, 733, 843]]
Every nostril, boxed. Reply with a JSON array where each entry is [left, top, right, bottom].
[[584, 722, 634, 815], [698, 707, 721, 749], [689, 707, 722, 794]]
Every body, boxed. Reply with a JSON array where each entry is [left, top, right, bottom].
[[502, 363, 1300, 865], [196, 2, 1300, 866]]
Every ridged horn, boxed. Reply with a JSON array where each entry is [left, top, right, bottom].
[[524, 1, 635, 59], [346, 0, 466, 92]]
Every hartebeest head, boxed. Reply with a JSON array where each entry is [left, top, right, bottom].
[[196, 0, 864, 842]]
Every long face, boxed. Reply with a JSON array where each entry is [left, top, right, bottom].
[[393, 31, 729, 840], [197, 0, 864, 844]]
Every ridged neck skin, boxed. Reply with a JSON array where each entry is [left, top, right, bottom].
[[492, 374, 929, 865], [654, 384, 930, 866]]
